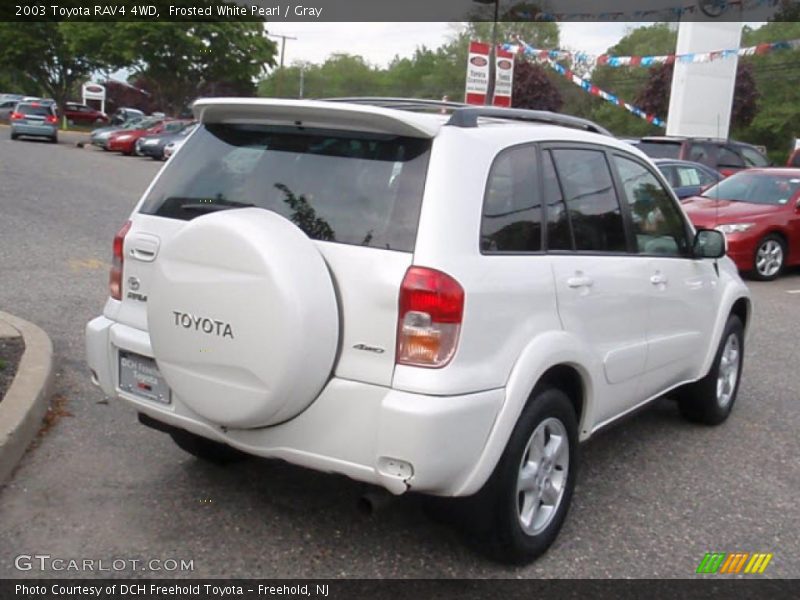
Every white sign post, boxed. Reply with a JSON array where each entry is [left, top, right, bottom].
[[82, 82, 106, 114], [465, 41, 490, 106], [666, 22, 742, 139], [492, 47, 515, 107]]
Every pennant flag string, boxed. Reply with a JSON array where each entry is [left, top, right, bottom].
[[510, 38, 667, 128], [501, 37, 800, 69], [545, 60, 667, 128], [509, 0, 780, 22]]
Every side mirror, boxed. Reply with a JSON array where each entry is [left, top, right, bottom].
[[693, 229, 726, 259]]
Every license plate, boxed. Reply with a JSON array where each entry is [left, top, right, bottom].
[[118, 351, 170, 404]]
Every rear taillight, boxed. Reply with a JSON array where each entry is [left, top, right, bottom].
[[109, 220, 132, 300], [397, 267, 464, 368], [45, 115, 58, 124], [10, 112, 23, 120]]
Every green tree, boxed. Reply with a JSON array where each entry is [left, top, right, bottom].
[[736, 20, 800, 163], [258, 22, 559, 103], [0, 22, 121, 108], [110, 22, 276, 114], [573, 23, 678, 136], [259, 54, 383, 99]]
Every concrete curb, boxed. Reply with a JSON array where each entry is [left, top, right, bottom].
[[0, 312, 54, 485]]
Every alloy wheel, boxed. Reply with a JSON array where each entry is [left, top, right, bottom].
[[516, 417, 569, 536]]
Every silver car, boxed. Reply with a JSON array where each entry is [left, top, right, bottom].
[[10, 102, 58, 143], [0, 98, 19, 123]]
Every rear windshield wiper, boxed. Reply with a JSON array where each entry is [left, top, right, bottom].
[[162, 197, 255, 215]]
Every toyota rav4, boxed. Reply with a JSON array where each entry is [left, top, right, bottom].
[[86, 98, 751, 564]]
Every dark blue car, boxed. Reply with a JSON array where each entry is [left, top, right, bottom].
[[653, 158, 724, 200]]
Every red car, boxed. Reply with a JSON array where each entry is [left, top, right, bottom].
[[107, 119, 168, 154], [682, 168, 800, 280], [61, 102, 109, 125]]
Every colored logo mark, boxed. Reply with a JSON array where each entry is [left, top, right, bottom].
[[696, 552, 773, 574]]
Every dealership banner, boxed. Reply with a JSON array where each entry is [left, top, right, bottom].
[[465, 41, 490, 106], [492, 48, 515, 107]]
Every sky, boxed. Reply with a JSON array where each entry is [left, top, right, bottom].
[[262, 22, 637, 68]]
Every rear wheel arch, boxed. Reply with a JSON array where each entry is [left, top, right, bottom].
[[534, 364, 586, 435]]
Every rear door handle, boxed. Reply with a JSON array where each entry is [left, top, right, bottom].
[[567, 275, 594, 288], [128, 233, 160, 262]]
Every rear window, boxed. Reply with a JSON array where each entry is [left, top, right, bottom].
[[17, 104, 53, 116], [637, 141, 682, 159], [140, 123, 431, 252]]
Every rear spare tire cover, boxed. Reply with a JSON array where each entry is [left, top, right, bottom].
[[147, 208, 339, 428]]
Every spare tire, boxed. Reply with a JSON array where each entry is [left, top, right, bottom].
[[147, 208, 339, 428]]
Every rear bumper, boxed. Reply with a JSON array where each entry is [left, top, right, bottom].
[[11, 123, 57, 137], [86, 317, 504, 496]]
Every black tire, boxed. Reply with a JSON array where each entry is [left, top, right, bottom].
[[10, 133, 18, 140], [462, 387, 579, 564], [750, 234, 785, 281], [50, 136, 58, 144], [676, 315, 744, 425], [169, 429, 248, 465]]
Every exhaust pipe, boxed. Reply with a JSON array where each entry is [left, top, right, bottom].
[[357, 490, 394, 515]]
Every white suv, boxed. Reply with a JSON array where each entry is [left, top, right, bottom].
[[86, 98, 751, 564]]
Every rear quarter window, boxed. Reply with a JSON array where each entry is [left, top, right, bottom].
[[140, 123, 431, 252]]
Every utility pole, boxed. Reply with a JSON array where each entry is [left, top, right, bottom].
[[473, 0, 500, 105], [299, 67, 305, 99], [267, 33, 297, 98]]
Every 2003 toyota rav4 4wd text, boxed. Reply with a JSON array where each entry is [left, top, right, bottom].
[[86, 98, 751, 564]]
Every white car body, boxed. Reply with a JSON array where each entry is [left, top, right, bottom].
[[86, 98, 751, 556]]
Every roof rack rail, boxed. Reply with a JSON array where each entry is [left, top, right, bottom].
[[323, 97, 611, 136], [446, 107, 612, 136], [323, 97, 468, 111]]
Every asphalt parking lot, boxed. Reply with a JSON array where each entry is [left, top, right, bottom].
[[0, 131, 798, 579]]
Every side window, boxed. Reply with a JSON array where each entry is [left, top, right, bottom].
[[614, 156, 690, 257], [480, 146, 542, 253], [551, 148, 626, 252], [719, 145, 745, 168], [658, 165, 678, 187], [676, 166, 702, 187], [739, 145, 769, 168], [543, 150, 572, 250], [688, 142, 718, 167], [694, 167, 718, 186]]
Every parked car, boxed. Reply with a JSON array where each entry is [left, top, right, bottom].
[[137, 122, 197, 160], [653, 158, 723, 199], [86, 98, 752, 564], [61, 102, 109, 125], [637, 136, 770, 176], [0, 98, 17, 123], [682, 168, 800, 280], [9, 101, 58, 143], [90, 116, 150, 149], [107, 120, 173, 155], [110, 107, 145, 126]]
